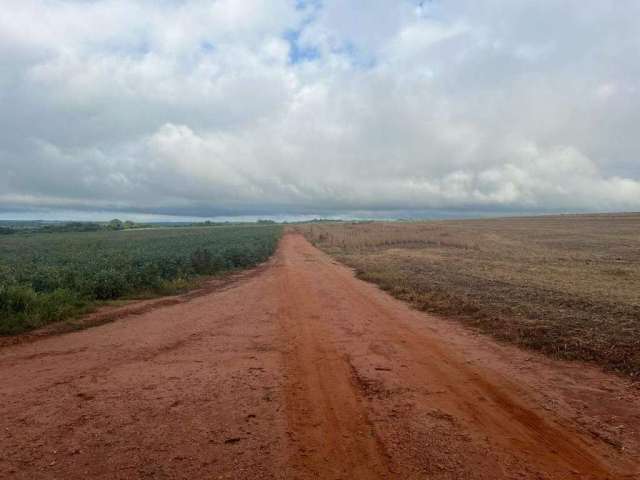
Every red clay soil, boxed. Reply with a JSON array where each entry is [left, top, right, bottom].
[[1, 234, 638, 479]]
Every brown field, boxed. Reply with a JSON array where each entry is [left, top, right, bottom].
[[296, 214, 640, 377]]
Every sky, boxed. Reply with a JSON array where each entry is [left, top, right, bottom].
[[1, 0, 639, 221]]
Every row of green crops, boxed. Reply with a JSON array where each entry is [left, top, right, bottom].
[[0, 225, 282, 334]]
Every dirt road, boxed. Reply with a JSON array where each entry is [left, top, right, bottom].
[[1, 234, 639, 479]]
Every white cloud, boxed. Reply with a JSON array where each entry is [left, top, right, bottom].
[[1, 0, 639, 219]]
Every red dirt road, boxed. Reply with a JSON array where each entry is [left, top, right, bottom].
[[1, 234, 639, 479]]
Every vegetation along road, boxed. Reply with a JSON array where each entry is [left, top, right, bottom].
[[1, 233, 639, 479]]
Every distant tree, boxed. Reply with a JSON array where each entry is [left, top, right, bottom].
[[108, 219, 124, 230], [40, 222, 102, 233], [124, 220, 136, 229]]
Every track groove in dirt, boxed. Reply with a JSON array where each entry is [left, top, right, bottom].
[[1, 234, 638, 479]]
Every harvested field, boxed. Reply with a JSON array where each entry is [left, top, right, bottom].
[[297, 214, 640, 376]]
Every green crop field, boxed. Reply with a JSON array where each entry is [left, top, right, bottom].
[[0, 225, 282, 334]]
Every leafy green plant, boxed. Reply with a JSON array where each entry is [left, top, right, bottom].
[[0, 225, 282, 334]]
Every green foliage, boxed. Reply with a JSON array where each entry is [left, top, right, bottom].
[[191, 248, 214, 274], [40, 222, 103, 233], [5, 219, 147, 235], [107, 219, 124, 231], [89, 269, 128, 300], [0, 285, 87, 334], [0, 225, 282, 334], [156, 277, 196, 295]]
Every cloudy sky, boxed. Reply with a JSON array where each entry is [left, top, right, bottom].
[[1, 0, 639, 220]]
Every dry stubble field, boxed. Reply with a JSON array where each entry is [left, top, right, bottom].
[[298, 214, 640, 377]]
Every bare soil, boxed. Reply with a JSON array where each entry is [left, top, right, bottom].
[[1, 234, 638, 479]]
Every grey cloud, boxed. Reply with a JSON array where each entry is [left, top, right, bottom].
[[0, 0, 639, 219]]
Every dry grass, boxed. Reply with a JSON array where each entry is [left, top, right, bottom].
[[295, 214, 640, 377]]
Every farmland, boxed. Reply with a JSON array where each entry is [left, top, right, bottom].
[[0, 224, 282, 334], [298, 214, 640, 376], [2, 229, 639, 479]]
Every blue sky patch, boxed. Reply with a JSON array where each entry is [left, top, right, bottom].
[[284, 29, 320, 64]]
